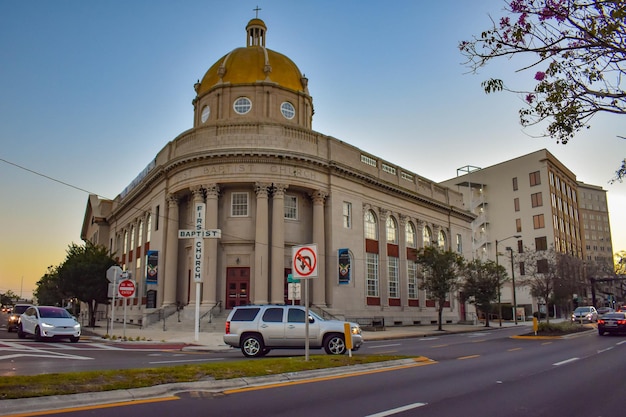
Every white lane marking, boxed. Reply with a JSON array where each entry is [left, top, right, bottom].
[[365, 402, 428, 417], [616, 340, 626, 346], [149, 358, 222, 364], [419, 337, 439, 341], [598, 346, 614, 353], [0, 341, 94, 361], [367, 343, 402, 349], [0, 352, 93, 360], [553, 358, 579, 366]]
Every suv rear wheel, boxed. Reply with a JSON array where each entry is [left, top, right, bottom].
[[323, 334, 346, 355], [241, 334, 265, 357]]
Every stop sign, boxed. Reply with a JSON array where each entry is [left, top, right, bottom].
[[118, 279, 136, 298]]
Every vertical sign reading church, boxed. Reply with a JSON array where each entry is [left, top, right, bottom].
[[338, 248, 351, 285]]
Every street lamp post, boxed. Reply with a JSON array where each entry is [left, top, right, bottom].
[[507, 246, 518, 325], [495, 235, 521, 327]]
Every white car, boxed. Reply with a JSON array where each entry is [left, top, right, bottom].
[[17, 306, 81, 343]]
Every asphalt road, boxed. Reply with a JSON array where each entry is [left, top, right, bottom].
[[5, 324, 626, 416]]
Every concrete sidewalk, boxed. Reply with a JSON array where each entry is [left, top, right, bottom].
[[82, 319, 535, 351]]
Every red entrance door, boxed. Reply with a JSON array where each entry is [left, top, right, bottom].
[[226, 267, 250, 309]]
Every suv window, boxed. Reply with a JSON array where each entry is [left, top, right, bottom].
[[262, 308, 284, 323], [231, 307, 260, 321], [287, 308, 306, 323], [13, 305, 29, 315]]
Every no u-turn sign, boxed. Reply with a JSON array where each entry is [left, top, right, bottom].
[[292, 244, 318, 278]]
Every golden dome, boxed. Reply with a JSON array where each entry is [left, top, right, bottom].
[[196, 18, 306, 96]]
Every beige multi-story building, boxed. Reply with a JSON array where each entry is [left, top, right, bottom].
[[578, 182, 619, 307], [440, 149, 602, 318], [81, 17, 475, 327]]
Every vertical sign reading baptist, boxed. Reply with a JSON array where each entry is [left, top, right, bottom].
[[338, 248, 351, 285], [146, 250, 158, 284]]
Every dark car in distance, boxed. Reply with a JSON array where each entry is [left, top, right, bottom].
[[598, 312, 626, 336]]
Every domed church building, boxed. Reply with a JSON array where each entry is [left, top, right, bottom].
[[82, 17, 475, 327]]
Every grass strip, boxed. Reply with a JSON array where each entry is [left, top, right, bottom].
[[0, 354, 407, 400]]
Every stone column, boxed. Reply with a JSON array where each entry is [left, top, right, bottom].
[[163, 194, 179, 306], [378, 208, 389, 306], [254, 183, 271, 304], [416, 219, 426, 307], [311, 190, 327, 306], [270, 184, 288, 304], [399, 215, 408, 308], [203, 184, 220, 306]]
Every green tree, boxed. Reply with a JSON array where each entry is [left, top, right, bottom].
[[460, 0, 625, 180], [460, 259, 506, 327], [57, 242, 117, 327], [33, 266, 64, 306], [416, 245, 465, 331], [615, 251, 626, 275], [0, 290, 19, 306]]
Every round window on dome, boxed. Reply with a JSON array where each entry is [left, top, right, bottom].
[[233, 97, 252, 115], [281, 102, 295, 120], [201, 105, 210, 123]]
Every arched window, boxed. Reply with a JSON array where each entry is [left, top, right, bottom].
[[146, 214, 152, 243], [364, 210, 378, 240], [423, 226, 432, 247], [386, 216, 398, 244], [406, 222, 416, 248], [137, 220, 144, 247], [130, 226, 135, 250], [123, 230, 129, 254], [438, 230, 446, 248]]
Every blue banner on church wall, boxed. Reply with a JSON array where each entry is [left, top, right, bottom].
[[146, 250, 158, 284], [338, 248, 351, 285]]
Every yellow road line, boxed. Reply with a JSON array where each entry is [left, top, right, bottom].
[[457, 354, 480, 360], [224, 357, 437, 394], [3, 396, 179, 417]]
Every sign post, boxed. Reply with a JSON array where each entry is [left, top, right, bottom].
[[106, 266, 123, 335], [117, 275, 135, 338], [178, 202, 221, 342], [292, 244, 318, 361]]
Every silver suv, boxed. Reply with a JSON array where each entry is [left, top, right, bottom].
[[224, 305, 363, 357]]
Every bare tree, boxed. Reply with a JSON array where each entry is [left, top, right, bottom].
[[519, 247, 587, 322]]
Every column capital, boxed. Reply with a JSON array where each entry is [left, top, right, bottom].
[[399, 214, 408, 228], [272, 183, 289, 197], [309, 189, 328, 204], [254, 182, 272, 197], [167, 194, 179, 206], [191, 185, 205, 202], [204, 183, 220, 198]]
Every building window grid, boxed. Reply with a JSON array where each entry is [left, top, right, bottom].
[[231, 192, 249, 217], [343, 202, 352, 228], [531, 192, 543, 208], [530, 171, 541, 186], [406, 222, 416, 248], [388, 257, 399, 298], [361, 154, 377, 167], [386, 216, 398, 244], [408, 261, 418, 299], [401, 172, 414, 182], [365, 210, 377, 240], [382, 163, 396, 175], [366, 253, 379, 297], [284, 195, 297, 220]]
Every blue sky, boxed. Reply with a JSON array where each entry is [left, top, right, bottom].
[[1, 1, 624, 299]]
